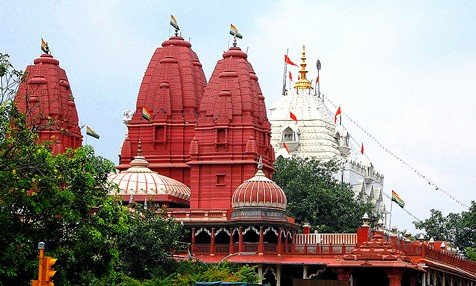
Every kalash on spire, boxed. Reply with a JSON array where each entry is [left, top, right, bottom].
[[294, 45, 312, 90]]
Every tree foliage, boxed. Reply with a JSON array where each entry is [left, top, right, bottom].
[[414, 201, 476, 261], [0, 56, 190, 285], [273, 157, 375, 233]]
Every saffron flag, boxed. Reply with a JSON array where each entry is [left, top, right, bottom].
[[170, 15, 180, 30], [284, 54, 298, 67], [360, 143, 364, 155], [288, 71, 293, 81], [229, 24, 243, 39], [290, 112, 297, 122], [41, 38, 50, 54], [316, 75, 320, 83], [334, 106, 341, 124], [283, 142, 290, 154], [391, 190, 405, 208], [86, 126, 100, 139], [142, 107, 151, 122]]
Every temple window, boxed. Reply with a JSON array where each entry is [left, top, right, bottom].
[[282, 127, 298, 142]]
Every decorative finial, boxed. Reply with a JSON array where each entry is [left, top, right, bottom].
[[294, 44, 311, 90], [258, 156, 263, 171], [229, 24, 243, 47], [41, 38, 50, 54], [170, 15, 180, 36], [137, 139, 142, 156]]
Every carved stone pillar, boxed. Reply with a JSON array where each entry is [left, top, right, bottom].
[[258, 226, 264, 255], [303, 265, 308, 279], [191, 228, 196, 253], [229, 227, 234, 254], [210, 228, 215, 256], [277, 228, 283, 255], [238, 226, 244, 252], [276, 264, 281, 286]]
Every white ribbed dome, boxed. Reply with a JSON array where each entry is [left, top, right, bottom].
[[232, 161, 287, 210], [108, 155, 190, 202]]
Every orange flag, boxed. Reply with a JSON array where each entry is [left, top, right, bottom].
[[334, 106, 341, 124], [289, 112, 298, 122], [288, 71, 293, 81], [284, 54, 298, 67], [361, 143, 364, 155], [283, 142, 290, 154]]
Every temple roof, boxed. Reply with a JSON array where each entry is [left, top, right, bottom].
[[109, 150, 190, 205], [198, 46, 269, 128], [131, 35, 206, 123], [232, 158, 287, 210], [15, 53, 82, 154]]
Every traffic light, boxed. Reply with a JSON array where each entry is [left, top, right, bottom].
[[43, 256, 57, 285]]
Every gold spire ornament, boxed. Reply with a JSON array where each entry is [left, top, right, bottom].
[[41, 38, 50, 54], [294, 45, 312, 90]]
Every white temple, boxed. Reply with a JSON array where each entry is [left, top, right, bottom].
[[269, 46, 386, 216]]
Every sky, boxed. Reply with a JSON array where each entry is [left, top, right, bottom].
[[2, 0, 476, 234]]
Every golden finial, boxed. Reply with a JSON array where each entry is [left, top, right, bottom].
[[294, 45, 312, 90], [137, 139, 142, 156]]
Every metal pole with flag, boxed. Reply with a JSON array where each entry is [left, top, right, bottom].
[[282, 49, 289, 96]]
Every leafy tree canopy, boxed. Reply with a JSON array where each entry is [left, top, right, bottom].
[[273, 156, 375, 233], [414, 201, 476, 261]]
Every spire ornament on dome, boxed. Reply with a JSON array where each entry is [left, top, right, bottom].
[[294, 45, 312, 90], [170, 15, 180, 36], [41, 38, 50, 54], [229, 24, 243, 47], [137, 139, 142, 156]]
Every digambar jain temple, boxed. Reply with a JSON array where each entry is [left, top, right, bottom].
[[14, 23, 476, 286]]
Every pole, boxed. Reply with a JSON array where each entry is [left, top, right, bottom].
[[317, 68, 320, 97], [282, 49, 288, 96], [389, 200, 393, 231]]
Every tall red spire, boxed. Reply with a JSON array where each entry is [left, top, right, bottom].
[[189, 45, 275, 209], [14, 53, 82, 154], [119, 36, 206, 186]]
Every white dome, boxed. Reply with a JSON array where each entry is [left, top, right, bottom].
[[108, 155, 190, 203]]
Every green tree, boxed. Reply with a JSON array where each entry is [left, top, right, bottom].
[[117, 206, 186, 280], [273, 157, 375, 233], [414, 201, 476, 261]]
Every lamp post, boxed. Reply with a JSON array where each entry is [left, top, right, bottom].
[[316, 59, 321, 97]]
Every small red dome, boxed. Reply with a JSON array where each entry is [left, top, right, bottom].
[[232, 162, 287, 210]]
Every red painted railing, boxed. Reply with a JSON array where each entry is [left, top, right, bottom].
[[424, 246, 476, 273]]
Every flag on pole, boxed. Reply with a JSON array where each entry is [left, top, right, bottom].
[[391, 190, 405, 208], [334, 106, 341, 124], [288, 71, 293, 82], [142, 107, 151, 122], [86, 126, 100, 139], [316, 75, 319, 83], [289, 112, 297, 122], [360, 143, 364, 155], [284, 54, 298, 67], [170, 15, 180, 30], [283, 142, 290, 154], [41, 38, 50, 54], [229, 24, 243, 39]]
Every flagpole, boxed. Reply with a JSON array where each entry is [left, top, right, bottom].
[[282, 49, 288, 96], [389, 199, 393, 230], [316, 59, 321, 99]]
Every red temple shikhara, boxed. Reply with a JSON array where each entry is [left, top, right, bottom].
[[16, 28, 476, 285]]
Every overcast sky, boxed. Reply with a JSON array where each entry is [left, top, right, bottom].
[[2, 0, 475, 233]]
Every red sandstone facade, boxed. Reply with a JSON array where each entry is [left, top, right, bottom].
[[15, 53, 82, 154], [17, 31, 476, 286]]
